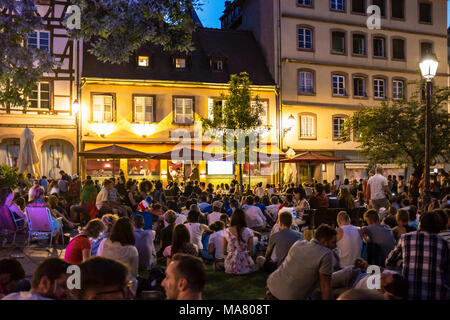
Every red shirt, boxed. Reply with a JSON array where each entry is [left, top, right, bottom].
[[64, 234, 91, 265]]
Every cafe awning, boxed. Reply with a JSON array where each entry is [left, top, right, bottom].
[[281, 151, 343, 164], [78, 144, 151, 159]]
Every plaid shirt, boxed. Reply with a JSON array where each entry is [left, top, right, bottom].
[[386, 231, 449, 300]]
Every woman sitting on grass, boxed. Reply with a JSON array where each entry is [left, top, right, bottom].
[[222, 208, 255, 275], [163, 223, 199, 265]]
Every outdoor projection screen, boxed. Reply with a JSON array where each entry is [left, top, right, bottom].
[[207, 161, 234, 175]]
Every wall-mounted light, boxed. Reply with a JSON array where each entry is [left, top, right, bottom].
[[321, 163, 327, 172], [72, 99, 80, 115], [283, 114, 296, 136], [90, 123, 115, 137]]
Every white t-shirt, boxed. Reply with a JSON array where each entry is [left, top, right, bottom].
[[185, 222, 204, 250], [208, 230, 225, 259], [255, 187, 265, 198], [95, 187, 109, 210], [207, 211, 222, 225], [97, 238, 139, 282], [367, 174, 388, 200], [334, 179, 341, 190], [244, 205, 266, 228]]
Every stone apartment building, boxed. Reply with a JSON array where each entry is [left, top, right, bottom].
[[221, 0, 449, 182]]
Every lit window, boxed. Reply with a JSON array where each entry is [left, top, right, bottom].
[[134, 96, 153, 122], [29, 82, 50, 109], [175, 58, 186, 69], [138, 56, 149, 67], [92, 94, 114, 122], [174, 98, 193, 124], [300, 115, 315, 138], [251, 100, 268, 126]]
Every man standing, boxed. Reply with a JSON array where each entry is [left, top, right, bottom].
[[162, 254, 206, 300], [266, 224, 337, 300], [332, 175, 341, 195], [367, 166, 391, 211]]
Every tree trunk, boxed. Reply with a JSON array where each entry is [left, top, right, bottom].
[[412, 164, 424, 180], [239, 163, 243, 195]]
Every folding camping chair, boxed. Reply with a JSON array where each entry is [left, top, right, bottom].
[[25, 206, 64, 248]]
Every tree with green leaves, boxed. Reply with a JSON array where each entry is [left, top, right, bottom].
[[340, 82, 450, 177], [201, 72, 268, 187], [68, 0, 200, 64], [0, 0, 56, 111]]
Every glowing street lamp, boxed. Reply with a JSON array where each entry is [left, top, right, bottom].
[[419, 53, 438, 207]]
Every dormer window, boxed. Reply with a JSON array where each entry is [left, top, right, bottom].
[[175, 58, 186, 69], [138, 56, 149, 67], [214, 60, 223, 71], [210, 57, 225, 71]]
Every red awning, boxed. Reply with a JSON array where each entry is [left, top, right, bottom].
[[281, 151, 343, 164], [78, 144, 151, 159]]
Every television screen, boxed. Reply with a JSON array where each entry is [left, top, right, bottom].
[[207, 161, 234, 175]]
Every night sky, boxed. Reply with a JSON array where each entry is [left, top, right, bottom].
[[196, 0, 450, 29], [196, 0, 225, 29]]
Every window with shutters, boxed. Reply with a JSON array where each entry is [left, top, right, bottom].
[[299, 113, 317, 139], [133, 95, 154, 123], [92, 94, 114, 122], [173, 97, 194, 124]]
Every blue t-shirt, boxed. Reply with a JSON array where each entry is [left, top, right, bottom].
[[255, 203, 266, 214], [39, 179, 48, 192]]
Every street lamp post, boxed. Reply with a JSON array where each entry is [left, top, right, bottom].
[[72, 99, 80, 176], [419, 54, 438, 208]]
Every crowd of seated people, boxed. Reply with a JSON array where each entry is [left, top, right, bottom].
[[0, 167, 449, 300]]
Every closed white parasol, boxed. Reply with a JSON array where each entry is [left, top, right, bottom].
[[283, 148, 298, 184], [17, 127, 40, 176]]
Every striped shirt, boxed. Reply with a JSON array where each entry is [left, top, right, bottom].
[[386, 231, 449, 300], [439, 230, 450, 244]]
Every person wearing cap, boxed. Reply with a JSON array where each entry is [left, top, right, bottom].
[[207, 201, 223, 225]]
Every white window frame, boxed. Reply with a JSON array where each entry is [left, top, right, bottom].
[[251, 100, 268, 126], [29, 82, 50, 109], [333, 117, 345, 139], [138, 56, 149, 67], [174, 97, 194, 124], [300, 115, 315, 138], [373, 79, 386, 99], [331, 0, 345, 11], [333, 75, 346, 96], [298, 0, 312, 6], [298, 28, 313, 49], [299, 71, 314, 94], [134, 96, 154, 123], [92, 94, 114, 122], [392, 80, 404, 100], [27, 31, 50, 53]]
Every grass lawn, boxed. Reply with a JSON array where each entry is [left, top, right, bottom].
[[203, 265, 269, 300]]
